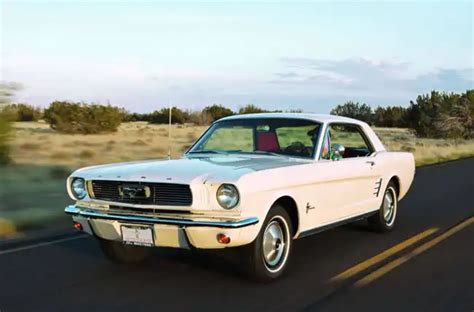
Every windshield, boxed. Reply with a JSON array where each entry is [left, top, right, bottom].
[[187, 118, 322, 159]]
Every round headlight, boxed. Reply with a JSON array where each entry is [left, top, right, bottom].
[[216, 184, 239, 209], [71, 178, 87, 200]]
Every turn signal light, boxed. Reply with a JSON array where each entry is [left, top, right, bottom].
[[73, 221, 83, 231], [217, 233, 231, 244]]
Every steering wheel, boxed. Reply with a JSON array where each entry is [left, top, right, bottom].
[[284, 141, 310, 156]]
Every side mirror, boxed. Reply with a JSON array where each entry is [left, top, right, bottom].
[[332, 144, 345, 158]]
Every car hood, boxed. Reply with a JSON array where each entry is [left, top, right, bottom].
[[73, 155, 310, 184]]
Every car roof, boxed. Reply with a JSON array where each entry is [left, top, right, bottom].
[[219, 113, 367, 126]]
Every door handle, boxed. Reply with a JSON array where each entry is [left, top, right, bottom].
[[366, 161, 375, 166]]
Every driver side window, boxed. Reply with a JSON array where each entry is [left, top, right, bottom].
[[321, 124, 373, 160]]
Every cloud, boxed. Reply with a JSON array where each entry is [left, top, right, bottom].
[[273, 57, 473, 95], [271, 72, 353, 86], [413, 68, 473, 91], [273, 72, 301, 79], [282, 57, 410, 72]]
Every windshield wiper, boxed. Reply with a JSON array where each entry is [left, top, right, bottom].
[[187, 150, 227, 154], [238, 150, 286, 157], [189, 150, 286, 158]]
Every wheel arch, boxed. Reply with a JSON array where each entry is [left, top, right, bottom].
[[272, 196, 299, 238], [388, 175, 401, 197]]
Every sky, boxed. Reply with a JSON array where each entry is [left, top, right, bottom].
[[1, 0, 473, 113]]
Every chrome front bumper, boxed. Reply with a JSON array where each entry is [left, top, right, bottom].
[[65, 205, 261, 249], [64, 205, 259, 228]]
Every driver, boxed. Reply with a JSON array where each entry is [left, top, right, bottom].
[[283, 125, 322, 157], [307, 126, 321, 157], [308, 127, 343, 161]]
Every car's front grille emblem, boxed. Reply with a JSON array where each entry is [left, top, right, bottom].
[[118, 184, 151, 199]]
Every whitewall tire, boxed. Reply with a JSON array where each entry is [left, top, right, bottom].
[[368, 181, 398, 232], [245, 205, 293, 282]]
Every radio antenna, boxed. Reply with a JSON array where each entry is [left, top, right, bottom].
[[168, 101, 172, 160]]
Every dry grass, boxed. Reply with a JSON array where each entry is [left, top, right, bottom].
[[374, 128, 474, 166], [11, 121, 207, 169], [9, 122, 474, 169]]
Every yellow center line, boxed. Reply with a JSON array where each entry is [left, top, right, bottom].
[[330, 227, 439, 283], [354, 216, 474, 288]]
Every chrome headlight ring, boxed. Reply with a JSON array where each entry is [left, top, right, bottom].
[[216, 184, 239, 209], [71, 177, 87, 200]]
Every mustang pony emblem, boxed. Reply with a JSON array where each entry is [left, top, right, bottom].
[[306, 203, 316, 214], [119, 185, 151, 199]]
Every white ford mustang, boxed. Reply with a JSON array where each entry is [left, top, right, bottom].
[[65, 113, 415, 282]]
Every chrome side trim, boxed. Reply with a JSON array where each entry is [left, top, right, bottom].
[[297, 210, 378, 239], [65, 205, 259, 229]]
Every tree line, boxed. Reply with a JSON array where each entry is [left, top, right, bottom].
[[3, 102, 284, 133], [122, 103, 275, 124], [330, 90, 473, 139], [2, 89, 473, 139]]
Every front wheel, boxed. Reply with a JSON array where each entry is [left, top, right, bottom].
[[98, 238, 150, 263], [368, 181, 398, 232], [245, 205, 293, 283]]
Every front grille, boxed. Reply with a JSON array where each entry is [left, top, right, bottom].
[[91, 180, 193, 206]]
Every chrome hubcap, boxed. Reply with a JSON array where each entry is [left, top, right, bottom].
[[383, 189, 396, 223], [263, 220, 286, 268]]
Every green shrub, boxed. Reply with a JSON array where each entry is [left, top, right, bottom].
[[5, 103, 42, 121], [331, 101, 373, 124], [122, 112, 153, 122], [188, 111, 213, 125], [148, 107, 187, 124], [407, 90, 473, 139], [373, 106, 409, 128], [0, 113, 12, 165], [43, 101, 123, 134], [0, 82, 20, 165], [238, 104, 267, 114], [202, 104, 234, 122]]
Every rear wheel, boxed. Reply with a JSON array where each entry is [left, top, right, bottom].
[[245, 205, 293, 283], [368, 181, 398, 232], [99, 239, 150, 263]]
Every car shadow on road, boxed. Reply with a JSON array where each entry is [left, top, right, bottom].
[[57, 219, 375, 288]]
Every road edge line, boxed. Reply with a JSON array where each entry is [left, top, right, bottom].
[[0, 235, 88, 256]]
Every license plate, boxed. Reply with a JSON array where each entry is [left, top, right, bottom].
[[121, 225, 154, 247]]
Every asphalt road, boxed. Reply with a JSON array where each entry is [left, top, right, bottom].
[[0, 158, 473, 312]]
